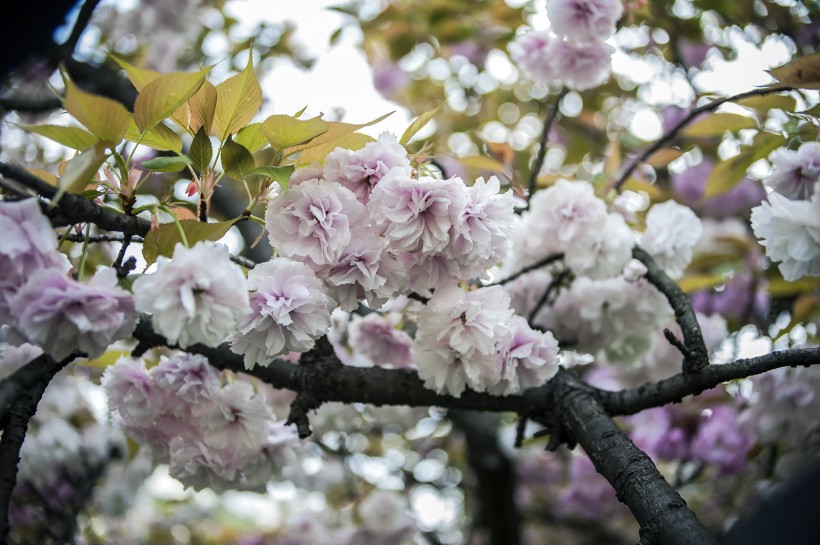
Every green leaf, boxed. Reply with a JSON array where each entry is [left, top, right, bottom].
[[125, 118, 182, 153], [141, 155, 191, 173], [52, 142, 107, 204], [19, 124, 98, 150], [766, 53, 820, 90], [703, 132, 786, 199], [297, 132, 373, 164], [110, 55, 161, 91], [459, 155, 505, 172], [282, 111, 393, 157], [212, 55, 262, 140], [63, 74, 130, 144], [738, 94, 797, 113], [400, 104, 441, 145], [134, 68, 210, 131], [293, 105, 308, 118], [682, 113, 757, 138], [221, 137, 256, 179], [190, 127, 213, 172], [143, 219, 240, 265], [235, 123, 268, 153], [245, 165, 295, 189], [261, 115, 329, 152], [189, 80, 218, 134]]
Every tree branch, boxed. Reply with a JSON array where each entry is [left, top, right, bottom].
[[493, 253, 564, 286], [58, 0, 103, 57], [0, 162, 152, 237], [601, 347, 820, 416], [612, 87, 795, 192], [524, 88, 567, 210], [548, 370, 718, 545], [0, 379, 49, 544], [0, 96, 62, 113], [0, 353, 77, 426], [633, 246, 709, 374]]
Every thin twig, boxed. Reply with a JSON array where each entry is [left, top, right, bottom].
[[612, 86, 795, 192], [493, 253, 564, 286], [527, 269, 570, 325], [58, 0, 103, 56], [525, 88, 568, 210]]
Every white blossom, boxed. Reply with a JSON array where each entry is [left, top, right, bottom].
[[489, 316, 560, 396], [750, 186, 820, 281], [133, 241, 248, 348], [766, 142, 820, 200], [641, 200, 703, 280], [547, 0, 623, 44], [229, 257, 335, 368]]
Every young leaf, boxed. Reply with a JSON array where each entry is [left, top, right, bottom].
[[52, 142, 108, 204], [109, 55, 161, 90], [143, 218, 240, 265], [681, 113, 757, 138], [703, 132, 785, 199], [134, 68, 210, 131], [738, 94, 797, 113], [282, 111, 393, 157], [297, 132, 373, 164], [261, 115, 329, 152], [766, 53, 820, 90], [245, 165, 295, 190], [63, 75, 130, 144], [125, 118, 183, 153], [400, 104, 441, 145], [141, 155, 192, 173], [26, 168, 59, 186], [221, 137, 256, 179], [19, 124, 98, 150], [190, 127, 213, 172], [235, 123, 268, 153], [212, 55, 263, 140], [189, 80, 218, 134]]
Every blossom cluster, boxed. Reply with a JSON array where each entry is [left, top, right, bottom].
[[751, 144, 820, 281], [508, 0, 622, 90], [0, 199, 138, 360], [102, 353, 300, 491], [413, 284, 560, 397]]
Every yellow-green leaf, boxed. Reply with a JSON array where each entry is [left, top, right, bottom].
[[766, 53, 820, 90], [221, 137, 256, 179], [245, 165, 294, 189], [703, 132, 785, 199], [646, 148, 685, 168], [297, 132, 373, 164], [19, 124, 98, 150], [459, 155, 505, 172], [261, 115, 329, 152], [189, 80, 217, 134], [678, 274, 728, 293], [400, 104, 441, 145], [110, 55, 161, 90], [738, 94, 797, 113], [81, 349, 131, 370], [766, 275, 820, 297], [682, 113, 757, 138], [63, 76, 130, 144], [125, 117, 182, 153], [143, 219, 240, 265], [52, 142, 107, 204], [212, 56, 262, 140], [26, 168, 58, 186], [235, 123, 268, 153], [282, 111, 394, 157], [134, 68, 209, 131]]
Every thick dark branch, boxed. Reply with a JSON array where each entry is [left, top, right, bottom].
[[450, 411, 521, 545], [613, 87, 795, 192], [0, 96, 62, 113], [0, 162, 151, 236], [633, 246, 708, 374], [58, 0, 102, 56], [0, 379, 49, 544], [132, 318, 549, 416], [0, 353, 76, 425], [524, 88, 567, 210], [493, 253, 564, 286], [602, 347, 820, 416], [549, 370, 718, 545]]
